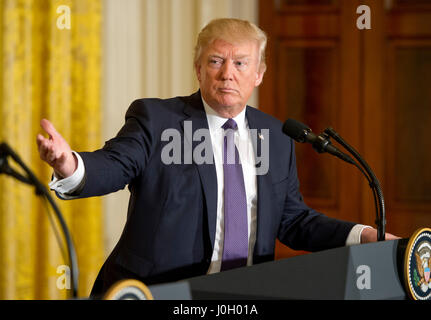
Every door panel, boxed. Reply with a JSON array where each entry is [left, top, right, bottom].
[[259, 0, 431, 258]]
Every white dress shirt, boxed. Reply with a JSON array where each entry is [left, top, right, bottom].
[[49, 98, 369, 273], [202, 99, 258, 273]]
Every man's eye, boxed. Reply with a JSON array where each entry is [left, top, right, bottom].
[[235, 61, 247, 68], [209, 59, 223, 66]]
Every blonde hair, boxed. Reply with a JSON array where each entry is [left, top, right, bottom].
[[194, 18, 267, 74]]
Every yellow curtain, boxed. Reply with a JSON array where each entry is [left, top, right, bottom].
[[0, 0, 103, 299]]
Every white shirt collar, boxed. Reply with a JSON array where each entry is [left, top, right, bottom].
[[201, 97, 247, 133]]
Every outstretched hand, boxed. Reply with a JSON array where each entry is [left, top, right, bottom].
[[36, 119, 77, 179]]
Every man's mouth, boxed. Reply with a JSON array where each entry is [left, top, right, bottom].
[[218, 87, 237, 93]]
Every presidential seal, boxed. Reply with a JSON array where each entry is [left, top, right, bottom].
[[103, 279, 154, 300], [404, 228, 431, 300]]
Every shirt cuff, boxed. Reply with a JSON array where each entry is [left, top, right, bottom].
[[345, 224, 373, 246], [48, 151, 85, 199]]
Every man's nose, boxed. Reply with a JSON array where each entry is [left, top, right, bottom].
[[219, 61, 234, 81]]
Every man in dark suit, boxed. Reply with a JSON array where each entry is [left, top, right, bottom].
[[37, 18, 397, 297]]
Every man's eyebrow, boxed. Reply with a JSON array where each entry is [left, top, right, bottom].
[[208, 54, 251, 60], [208, 54, 224, 59], [233, 55, 251, 60]]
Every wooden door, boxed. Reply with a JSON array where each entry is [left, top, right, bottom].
[[362, 0, 431, 238], [259, 0, 431, 259]]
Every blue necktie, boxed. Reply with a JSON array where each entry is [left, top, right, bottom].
[[221, 118, 248, 271]]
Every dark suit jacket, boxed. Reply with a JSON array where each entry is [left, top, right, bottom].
[[73, 91, 355, 297]]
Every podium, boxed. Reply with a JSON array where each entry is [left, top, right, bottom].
[[107, 230, 431, 300], [177, 239, 409, 300]]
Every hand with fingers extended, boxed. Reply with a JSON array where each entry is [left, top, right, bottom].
[[36, 119, 77, 179]]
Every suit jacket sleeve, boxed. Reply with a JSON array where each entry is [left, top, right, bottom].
[[276, 136, 355, 252], [76, 99, 155, 198]]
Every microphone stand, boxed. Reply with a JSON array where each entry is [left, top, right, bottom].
[[323, 128, 386, 241], [0, 142, 79, 298]]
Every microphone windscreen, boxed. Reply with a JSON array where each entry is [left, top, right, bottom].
[[282, 119, 310, 142]]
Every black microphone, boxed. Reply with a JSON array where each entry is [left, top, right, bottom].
[[282, 119, 355, 165], [0, 143, 34, 185]]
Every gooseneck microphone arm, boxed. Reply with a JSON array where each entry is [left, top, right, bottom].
[[282, 119, 386, 242], [282, 119, 357, 165], [323, 127, 386, 241], [0, 142, 79, 298]]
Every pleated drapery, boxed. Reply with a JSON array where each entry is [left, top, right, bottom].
[[0, 0, 103, 299]]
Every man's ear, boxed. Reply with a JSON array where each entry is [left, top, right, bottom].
[[255, 70, 264, 87], [195, 63, 202, 82]]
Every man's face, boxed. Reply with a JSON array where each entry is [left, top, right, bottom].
[[196, 39, 264, 115]]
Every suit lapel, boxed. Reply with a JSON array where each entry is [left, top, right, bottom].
[[246, 106, 273, 259], [179, 97, 275, 257], [181, 91, 218, 250]]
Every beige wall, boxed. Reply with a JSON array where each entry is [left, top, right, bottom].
[[102, 0, 258, 256]]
